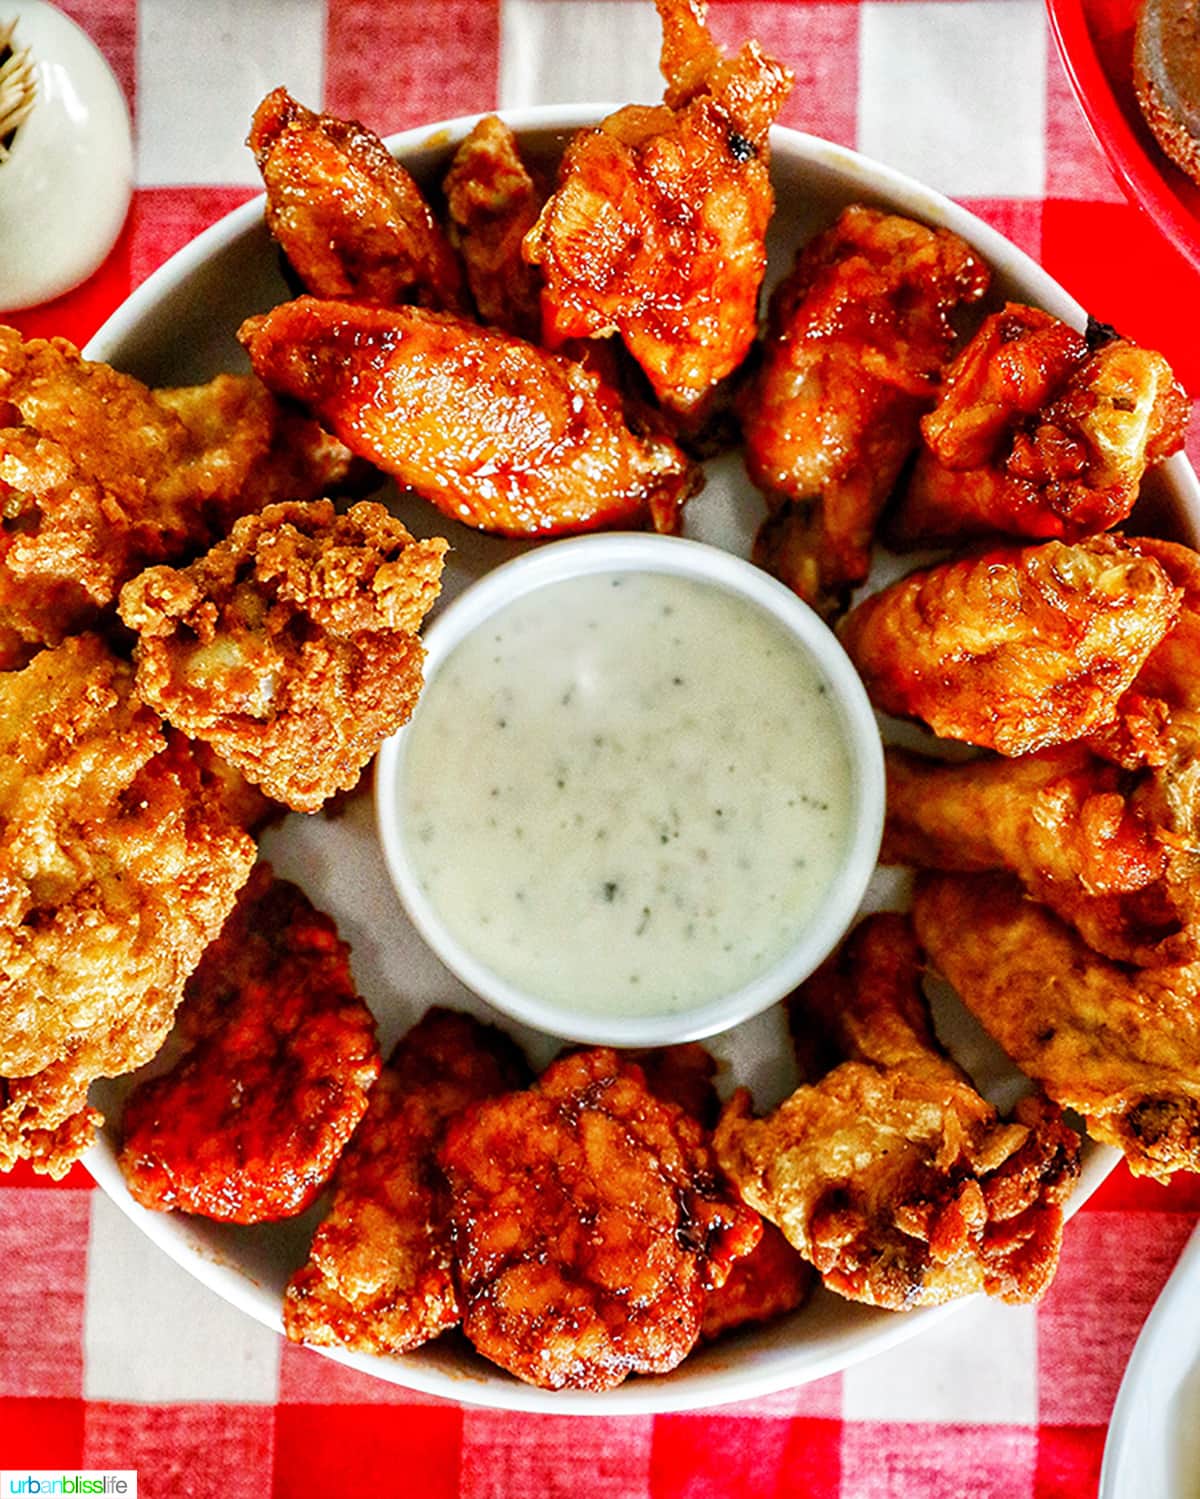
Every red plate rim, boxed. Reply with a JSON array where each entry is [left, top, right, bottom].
[[1046, 0, 1200, 275]]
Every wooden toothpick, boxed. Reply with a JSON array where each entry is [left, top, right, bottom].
[[0, 19, 37, 162]]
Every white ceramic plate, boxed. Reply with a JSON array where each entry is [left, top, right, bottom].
[[1101, 1223, 1200, 1499], [81, 105, 1200, 1413]]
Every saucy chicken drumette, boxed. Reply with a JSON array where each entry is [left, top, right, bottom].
[[239, 298, 700, 536], [524, 0, 794, 421]]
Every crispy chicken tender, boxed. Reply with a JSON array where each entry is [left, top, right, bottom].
[[0, 636, 255, 1177], [523, 0, 793, 417], [915, 872, 1200, 1181], [715, 915, 1081, 1310], [634, 1044, 815, 1340], [740, 206, 990, 617], [118, 499, 446, 814], [438, 1048, 761, 1390], [882, 744, 1200, 967], [239, 298, 700, 537], [889, 307, 1190, 546], [0, 326, 358, 662], [443, 114, 544, 340], [838, 535, 1182, 756], [118, 865, 380, 1222], [284, 1008, 530, 1355], [248, 87, 466, 311]]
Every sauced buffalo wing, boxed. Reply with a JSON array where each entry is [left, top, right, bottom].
[[915, 872, 1200, 1182], [838, 535, 1182, 756], [635, 1044, 816, 1339], [715, 916, 1081, 1309], [0, 327, 358, 664], [443, 114, 545, 340], [740, 205, 989, 617], [239, 298, 700, 536], [438, 1048, 761, 1390], [0, 636, 256, 1177], [889, 307, 1189, 546], [524, 0, 793, 418], [882, 743, 1200, 968], [284, 1008, 529, 1356], [248, 87, 466, 311], [119, 865, 380, 1222], [119, 499, 446, 813]]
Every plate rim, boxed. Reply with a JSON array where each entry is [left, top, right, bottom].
[[1045, 0, 1200, 275]]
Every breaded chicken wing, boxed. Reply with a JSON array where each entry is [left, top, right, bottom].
[[239, 298, 700, 536], [890, 308, 1189, 546], [119, 865, 380, 1222], [439, 1048, 761, 1390], [883, 744, 1200, 967], [0, 636, 255, 1177], [443, 114, 544, 340], [248, 87, 466, 311], [740, 206, 989, 616], [838, 535, 1182, 756], [0, 327, 358, 662], [715, 915, 1081, 1309], [119, 499, 446, 813], [635, 1044, 816, 1339], [284, 1008, 529, 1356], [524, 0, 793, 417], [915, 872, 1200, 1181]]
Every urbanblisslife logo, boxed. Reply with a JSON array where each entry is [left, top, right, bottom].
[[0, 1476, 136, 1497]]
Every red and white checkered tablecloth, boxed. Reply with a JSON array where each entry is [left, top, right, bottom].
[[3, 2, 1199, 1495]]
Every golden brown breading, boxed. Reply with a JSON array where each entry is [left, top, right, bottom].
[[838, 535, 1182, 756], [119, 866, 380, 1222], [248, 87, 466, 311], [0, 636, 255, 1176], [882, 743, 1200, 967], [239, 298, 701, 537], [284, 1008, 529, 1356], [889, 308, 1190, 546], [740, 205, 989, 617], [0, 325, 359, 661], [439, 1048, 761, 1390], [914, 871, 1200, 1181], [523, 0, 793, 417], [443, 114, 544, 340], [715, 915, 1080, 1310], [118, 499, 446, 813]]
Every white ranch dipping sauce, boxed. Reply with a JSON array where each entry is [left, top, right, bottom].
[[397, 570, 854, 1018]]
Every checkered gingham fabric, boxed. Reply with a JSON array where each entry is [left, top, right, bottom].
[[3, 2, 1199, 1496]]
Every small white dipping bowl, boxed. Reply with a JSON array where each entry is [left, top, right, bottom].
[[376, 532, 885, 1047]]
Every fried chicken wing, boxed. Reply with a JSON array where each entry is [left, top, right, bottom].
[[838, 535, 1182, 756], [715, 915, 1081, 1309], [523, 0, 793, 417], [634, 1044, 816, 1339], [0, 326, 358, 662], [118, 866, 380, 1222], [883, 744, 1200, 967], [239, 297, 700, 536], [118, 499, 446, 813], [438, 1048, 760, 1390], [0, 636, 255, 1177], [915, 872, 1200, 1181], [890, 308, 1189, 546], [443, 114, 544, 340], [248, 87, 466, 311], [284, 1008, 529, 1355], [740, 206, 990, 617]]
